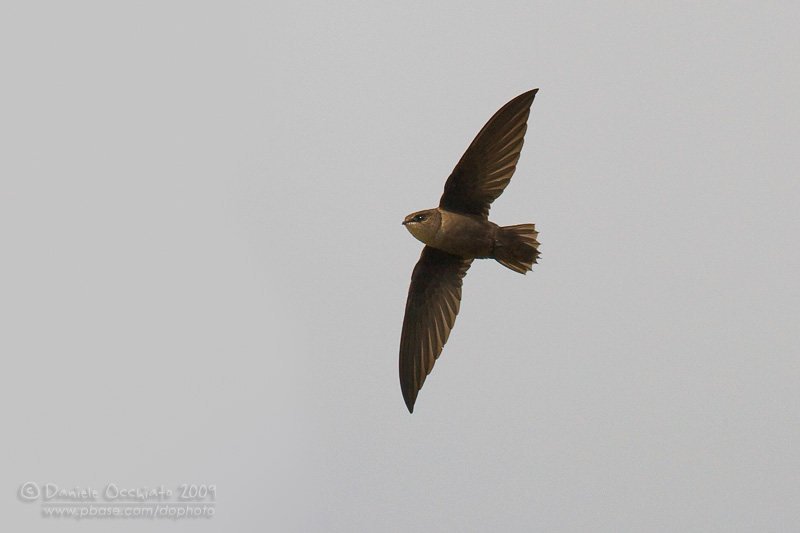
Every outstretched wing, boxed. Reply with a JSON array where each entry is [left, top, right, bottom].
[[399, 246, 472, 413], [439, 89, 538, 218]]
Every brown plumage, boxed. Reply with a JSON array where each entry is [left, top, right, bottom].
[[399, 89, 541, 413]]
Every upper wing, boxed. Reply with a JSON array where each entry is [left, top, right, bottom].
[[399, 246, 472, 413], [439, 89, 538, 218]]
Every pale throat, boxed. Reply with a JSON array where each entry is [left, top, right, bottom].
[[405, 222, 435, 246]]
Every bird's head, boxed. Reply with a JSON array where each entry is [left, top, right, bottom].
[[402, 208, 441, 246]]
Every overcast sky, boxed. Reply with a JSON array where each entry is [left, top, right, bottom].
[[2, 1, 799, 531]]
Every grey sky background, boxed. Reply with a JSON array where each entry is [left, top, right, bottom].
[[2, 1, 799, 531]]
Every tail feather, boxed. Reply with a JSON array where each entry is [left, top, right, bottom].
[[494, 224, 540, 274]]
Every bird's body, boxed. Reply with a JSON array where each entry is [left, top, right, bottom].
[[403, 208, 540, 272], [399, 89, 541, 412], [404, 208, 496, 258]]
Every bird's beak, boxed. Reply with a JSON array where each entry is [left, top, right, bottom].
[[401, 220, 409, 225]]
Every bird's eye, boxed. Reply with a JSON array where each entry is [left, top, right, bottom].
[[415, 214, 425, 222]]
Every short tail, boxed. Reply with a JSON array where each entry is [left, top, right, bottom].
[[494, 224, 540, 274]]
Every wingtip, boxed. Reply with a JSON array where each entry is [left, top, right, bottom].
[[403, 392, 416, 413], [510, 88, 539, 107]]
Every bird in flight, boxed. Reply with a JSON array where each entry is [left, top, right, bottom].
[[399, 89, 541, 413]]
